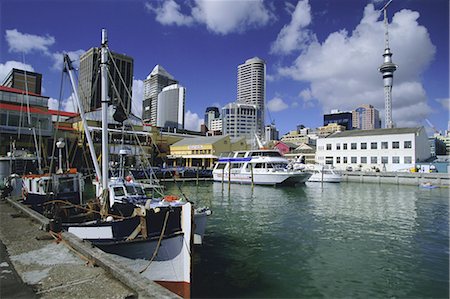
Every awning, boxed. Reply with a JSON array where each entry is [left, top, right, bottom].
[[167, 154, 218, 159]]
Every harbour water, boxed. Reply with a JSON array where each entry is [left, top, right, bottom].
[[165, 182, 449, 298]]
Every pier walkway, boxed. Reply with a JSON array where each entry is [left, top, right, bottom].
[[342, 171, 449, 187], [0, 197, 179, 299]]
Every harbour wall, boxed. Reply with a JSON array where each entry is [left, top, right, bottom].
[[341, 171, 450, 187]]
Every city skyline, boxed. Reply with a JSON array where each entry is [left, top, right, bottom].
[[1, 0, 448, 135]]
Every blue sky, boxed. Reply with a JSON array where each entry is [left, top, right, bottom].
[[1, 0, 448, 135]]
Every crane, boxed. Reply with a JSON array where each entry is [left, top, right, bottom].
[[425, 119, 440, 135]]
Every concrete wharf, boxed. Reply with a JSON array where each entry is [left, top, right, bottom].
[[0, 197, 179, 299], [341, 171, 450, 187]]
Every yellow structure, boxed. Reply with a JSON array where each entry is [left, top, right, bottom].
[[317, 123, 346, 137], [169, 135, 248, 168], [280, 131, 310, 145]]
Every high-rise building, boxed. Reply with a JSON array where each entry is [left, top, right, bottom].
[[352, 104, 381, 130], [222, 102, 257, 139], [237, 57, 265, 138], [204, 106, 220, 130], [265, 124, 279, 142], [2, 68, 42, 95], [379, 3, 397, 128], [78, 48, 133, 114], [143, 65, 178, 125], [156, 84, 185, 129], [324, 109, 353, 130]]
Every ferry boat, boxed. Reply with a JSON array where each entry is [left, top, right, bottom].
[[212, 150, 311, 186]]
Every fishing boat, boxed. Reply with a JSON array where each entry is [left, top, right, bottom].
[[212, 150, 311, 186]]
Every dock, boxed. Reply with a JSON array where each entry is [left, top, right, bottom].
[[0, 197, 180, 299], [341, 171, 450, 187]]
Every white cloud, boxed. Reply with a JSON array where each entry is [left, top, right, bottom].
[[184, 110, 204, 131], [271, 0, 316, 55], [0, 61, 34, 82], [131, 79, 144, 118], [435, 98, 450, 111], [6, 29, 55, 54], [51, 50, 85, 71], [267, 97, 289, 112], [277, 4, 436, 127], [146, 0, 275, 35], [47, 94, 77, 113], [145, 0, 194, 26]]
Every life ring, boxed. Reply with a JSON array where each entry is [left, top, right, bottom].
[[163, 195, 179, 202]]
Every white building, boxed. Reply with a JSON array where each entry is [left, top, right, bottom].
[[210, 118, 222, 132], [237, 57, 265, 138], [156, 84, 185, 130], [316, 127, 431, 172], [222, 102, 257, 139], [265, 124, 279, 142]]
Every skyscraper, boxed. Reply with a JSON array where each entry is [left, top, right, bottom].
[[78, 48, 133, 114], [237, 57, 265, 138], [379, 2, 397, 128], [2, 68, 42, 95], [156, 84, 185, 129], [352, 104, 381, 130], [222, 102, 257, 139], [143, 65, 178, 125], [204, 106, 220, 130], [323, 109, 353, 130]]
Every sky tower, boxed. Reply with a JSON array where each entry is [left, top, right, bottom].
[[378, 0, 398, 129]]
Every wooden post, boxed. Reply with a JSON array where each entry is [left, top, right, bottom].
[[196, 167, 199, 186], [221, 166, 224, 191], [250, 163, 254, 189], [228, 162, 231, 193]]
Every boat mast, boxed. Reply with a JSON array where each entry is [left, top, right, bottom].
[[64, 55, 102, 183], [100, 29, 109, 198]]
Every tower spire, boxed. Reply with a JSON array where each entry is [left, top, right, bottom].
[[379, 0, 397, 129]]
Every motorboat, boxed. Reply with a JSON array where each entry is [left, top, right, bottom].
[[291, 161, 342, 183], [212, 150, 311, 186]]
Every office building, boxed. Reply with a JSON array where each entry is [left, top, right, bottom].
[[156, 84, 185, 130], [265, 124, 279, 142], [143, 65, 178, 125], [204, 106, 220, 130], [324, 109, 353, 130], [78, 48, 133, 114], [2, 68, 42, 95], [237, 57, 265, 138], [222, 102, 257, 139], [210, 118, 222, 133], [317, 123, 346, 137], [352, 104, 381, 130], [316, 127, 431, 172]]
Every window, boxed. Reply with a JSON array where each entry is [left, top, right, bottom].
[[343, 157, 348, 163], [336, 143, 341, 150], [360, 157, 367, 164], [371, 157, 377, 164], [325, 157, 333, 164], [392, 141, 399, 149], [343, 143, 348, 150], [254, 163, 264, 168], [361, 143, 367, 150], [381, 142, 388, 149], [404, 156, 412, 164], [371, 142, 377, 149], [392, 156, 400, 164], [326, 144, 331, 150], [404, 141, 412, 148], [336, 157, 341, 164], [351, 157, 357, 163], [351, 143, 357, 150], [381, 156, 388, 164]]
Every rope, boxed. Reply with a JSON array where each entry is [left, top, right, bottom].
[[48, 230, 96, 266], [139, 210, 170, 273], [43, 199, 127, 220]]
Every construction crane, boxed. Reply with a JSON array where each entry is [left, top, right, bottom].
[[425, 119, 440, 135]]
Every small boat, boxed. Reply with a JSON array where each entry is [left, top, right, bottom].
[[212, 150, 311, 186], [419, 182, 439, 189], [290, 159, 342, 183]]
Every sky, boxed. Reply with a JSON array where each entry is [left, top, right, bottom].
[[1, 0, 448, 135]]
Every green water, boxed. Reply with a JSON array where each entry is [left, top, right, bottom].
[[165, 181, 449, 298]]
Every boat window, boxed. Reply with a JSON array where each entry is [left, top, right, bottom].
[[254, 163, 264, 169], [125, 185, 138, 195], [58, 177, 76, 193], [271, 163, 287, 169], [216, 163, 226, 170], [231, 163, 243, 169], [114, 187, 125, 197], [136, 186, 145, 195], [261, 151, 282, 157], [236, 152, 246, 157]]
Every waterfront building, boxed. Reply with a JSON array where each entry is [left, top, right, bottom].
[[2, 68, 42, 95], [315, 127, 431, 172], [284, 143, 316, 164], [352, 104, 381, 130], [281, 130, 311, 146], [265, 124, 279, 143], [379, 2, 398, 128], [324, 109, 353, 130], [156, 84, 185, 130], [429, 136, 446, 156], [204, 107, 220, 130], [169, 135, 248, 168], [78, 48, 133, 114], [0, 86, 52, 155], [143, 65, 178, 125], [317, 123, 346, 138], [237, 57, 265, 138], [222, 102, 257, 140], [209, 118, 222, 134], [434, 134, 450, 155]]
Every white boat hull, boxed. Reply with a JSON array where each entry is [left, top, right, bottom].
[[308, 172, 342, 183], [212, 171, 311, 186]]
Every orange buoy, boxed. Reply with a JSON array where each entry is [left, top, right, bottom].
[[163, 195, 179, 202]]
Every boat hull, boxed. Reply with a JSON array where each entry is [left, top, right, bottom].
[[308, 173, 342, 183], [212, 171, 311, 186]]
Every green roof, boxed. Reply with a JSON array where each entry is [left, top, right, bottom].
[[327, 127, 422, 138], [171, 135, 227, 147]]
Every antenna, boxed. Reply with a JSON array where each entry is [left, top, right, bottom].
[[380, 0, 394, 49]]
